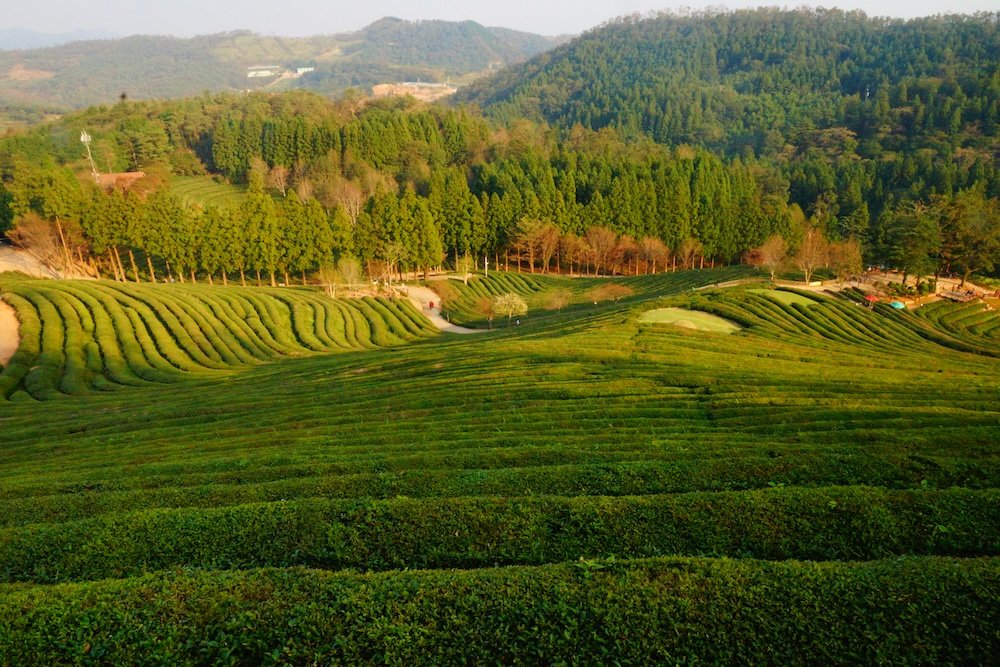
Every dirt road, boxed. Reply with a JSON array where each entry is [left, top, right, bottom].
[[402, 285, 486, 334]]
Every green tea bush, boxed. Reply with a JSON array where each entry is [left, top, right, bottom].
[[0, 556, 995, 665], [2, 488, 996, 583]]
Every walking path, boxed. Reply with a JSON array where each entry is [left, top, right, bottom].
[[0, 298, 18, 366], [402, 285, 486, 335]]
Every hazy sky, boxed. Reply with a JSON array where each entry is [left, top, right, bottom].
[[5, 0, 998, 37]]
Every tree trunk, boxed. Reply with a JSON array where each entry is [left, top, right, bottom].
[[208, 274, 214, 285], [270, 271, 277, 287], [672, 256, 677, 272], [302, 270, 307, 286], [128, 250, 140, 282], [222, 272, 228, 286], [146, 255, 157, 283], [54, 217, 72, 270], [700, 256, 705, 270], [190, 269, 196, 283], [284, 270, 290, 286], [110, 247, 124, 281], [256, 270, 262, 287], [106, 250, 118, 281]]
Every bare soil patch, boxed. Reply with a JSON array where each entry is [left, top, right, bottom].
[[0, 299, 19, 367], [7, 63, 56, 81]]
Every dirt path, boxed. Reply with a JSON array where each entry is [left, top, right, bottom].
[[402, 285, 487, 334], [0, 246, 60, 278], [0, 246, 96, 279], [0, 298, 19, 367]]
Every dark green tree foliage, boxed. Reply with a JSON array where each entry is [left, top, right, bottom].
[[460, 9, 1000, 245], [243, 172, 281, 285], [116, 117, 170, 170], [0, 185, 12, 236]]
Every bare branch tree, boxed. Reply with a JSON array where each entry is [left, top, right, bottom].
[[795, 226, 829, 284]]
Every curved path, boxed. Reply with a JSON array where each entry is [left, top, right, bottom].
[[402, 285, 486, 335], [0, 298, 19, 367]]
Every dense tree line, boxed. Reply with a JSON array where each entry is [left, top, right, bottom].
[[459, 9, 1000, 241]]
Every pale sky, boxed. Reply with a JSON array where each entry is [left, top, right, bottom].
[[4, 0, 997, 38]]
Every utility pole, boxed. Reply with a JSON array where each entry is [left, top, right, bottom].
[[80, 131, 99, 184]]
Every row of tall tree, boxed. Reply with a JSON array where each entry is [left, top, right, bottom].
[[1, 86, 998, 284]]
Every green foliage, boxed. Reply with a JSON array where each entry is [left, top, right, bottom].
[[0, 557, 997, 664], [1, 487, 996, 583], [461, 9, 1000, 243]]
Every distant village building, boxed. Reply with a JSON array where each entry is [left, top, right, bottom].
[[371, 81, 458, 102], [247, 66, 282, 78], [295, 67, 315, 76]]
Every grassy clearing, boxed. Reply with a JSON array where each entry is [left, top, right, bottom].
[[638, 307, 742, 333], [0, 268, 997, 661], [170, 175, 248, 208]]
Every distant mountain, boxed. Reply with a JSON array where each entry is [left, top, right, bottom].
[[0, 28, 120, 50], [0, 19, 562, 116], [457, 9, 1000, 158]]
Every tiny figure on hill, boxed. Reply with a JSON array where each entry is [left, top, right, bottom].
[[491, 293, 528, 325]]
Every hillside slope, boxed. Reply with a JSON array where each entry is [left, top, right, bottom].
[[0, 18, 560, 113], [458, 9, 1000, 157], [0, 272, 997, 660]]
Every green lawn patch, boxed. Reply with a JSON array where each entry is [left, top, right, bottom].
[[638, 307, 742, 333]]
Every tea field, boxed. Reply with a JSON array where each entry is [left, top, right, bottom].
[[0, 270, 998, 664]]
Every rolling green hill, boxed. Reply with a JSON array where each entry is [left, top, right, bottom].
[[0, 270, 998, 661], [0, 18, 560, 115]]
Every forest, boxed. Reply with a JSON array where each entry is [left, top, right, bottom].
[[0, 9, 998, 287]]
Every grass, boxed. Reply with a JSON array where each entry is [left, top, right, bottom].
[[637, 307, 742, 333], [0, 268, 997, 661]]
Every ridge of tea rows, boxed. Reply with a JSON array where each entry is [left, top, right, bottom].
[[0, 269, 997, 662]]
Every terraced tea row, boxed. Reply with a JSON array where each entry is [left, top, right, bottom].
[[3, 556, 995, 665], [2, 446, 995, 528], [170, 175, 248, 208], [0, 271, 997, 661], [435, 266, 755, 326], [0, 279, 437, 400], [1, 487, 996, 584]]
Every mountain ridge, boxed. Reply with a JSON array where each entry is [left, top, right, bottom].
[[0, 18, 562, 118]]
